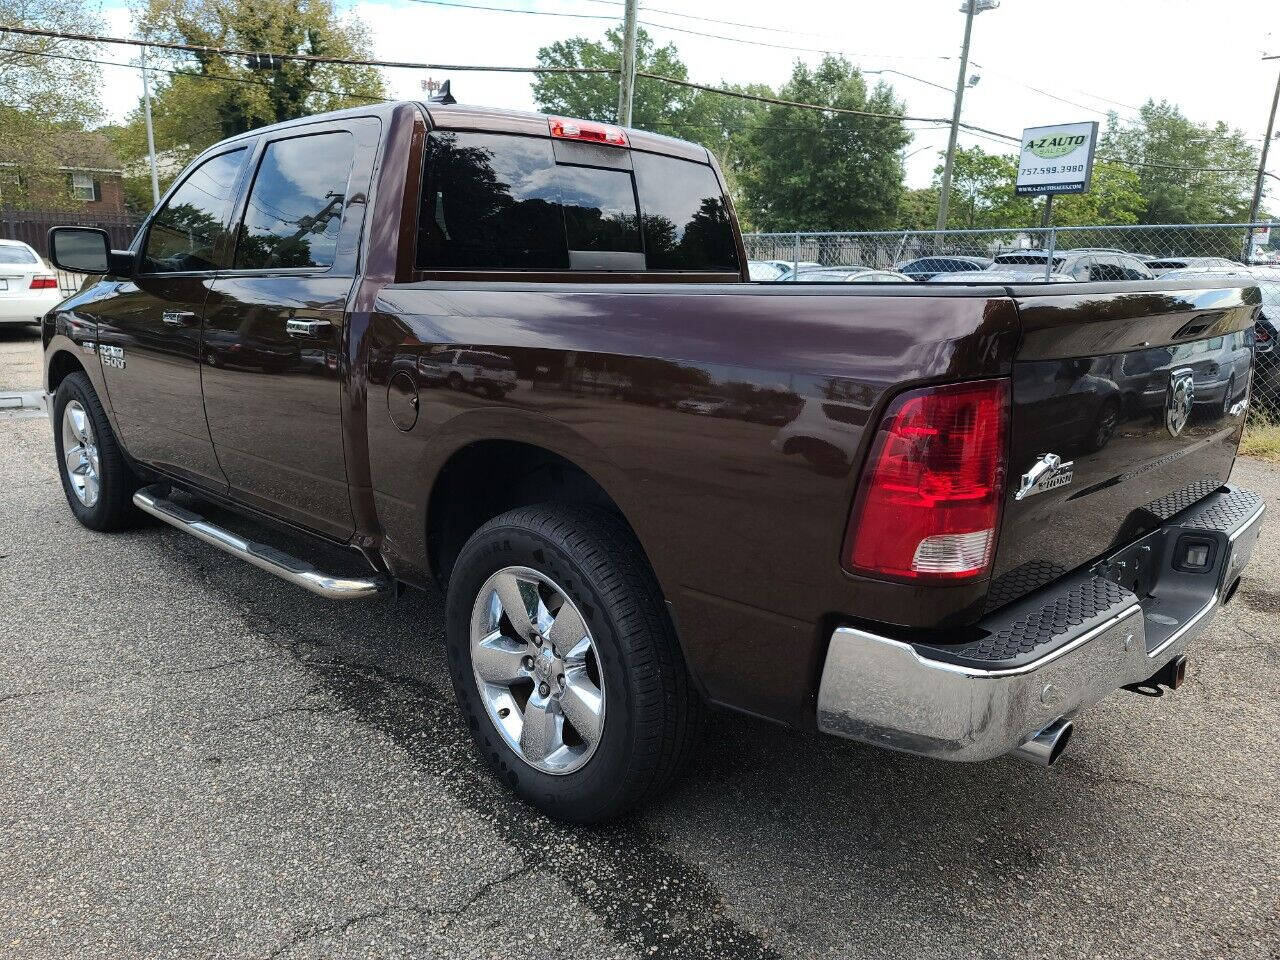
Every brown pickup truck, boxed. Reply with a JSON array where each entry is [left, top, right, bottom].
[[44, 100, 1265, 822]]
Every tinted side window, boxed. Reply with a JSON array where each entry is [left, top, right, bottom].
[[143, 148, 246, 273], [632, 151, 739, 272], [235, 132, 355, 270], [419, 132, 569, 271]]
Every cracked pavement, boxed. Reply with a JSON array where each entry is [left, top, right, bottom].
[[0, 325, 1278, 958]]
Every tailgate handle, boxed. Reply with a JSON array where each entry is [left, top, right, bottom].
[[286, 319, 332, 338]]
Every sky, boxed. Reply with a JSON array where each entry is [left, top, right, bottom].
[[97, 0, 1279, 204]]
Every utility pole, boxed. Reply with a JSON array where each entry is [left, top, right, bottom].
[[616, 0, 639, 127], [141, 44, 160, 207], [1247, 59, 1280, 226], [936, 0, 995, 231]]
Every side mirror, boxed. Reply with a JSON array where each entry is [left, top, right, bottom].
[[48, 226, 133, 276]]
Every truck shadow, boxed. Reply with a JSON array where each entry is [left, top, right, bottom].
[[163, 510, 1268, 956], [170, 537, 1259, 957]]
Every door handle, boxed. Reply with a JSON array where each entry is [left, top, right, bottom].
[[286, 319, 333, 338], [162, 310, 196, 326]]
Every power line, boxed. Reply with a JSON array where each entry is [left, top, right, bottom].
[[575, 0, 829, 39], [398, 0, 955, 61], [0, 42, 383, 101], [0, 24, 1023, 140], [0, 23, 617, 73]]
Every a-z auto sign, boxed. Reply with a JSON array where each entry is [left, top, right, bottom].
[[1016, 121, 1099, 195]]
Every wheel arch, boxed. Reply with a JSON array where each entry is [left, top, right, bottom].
[[425, 437, 650, 588], [46, 346, 87, 394]]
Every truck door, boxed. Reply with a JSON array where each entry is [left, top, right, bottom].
[[93, 145, 251, 490], [201, 119, 378, 539]]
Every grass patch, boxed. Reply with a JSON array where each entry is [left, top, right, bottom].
[[1241, 420, 1280, 463]]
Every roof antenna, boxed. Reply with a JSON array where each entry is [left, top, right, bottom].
[[427, 79, 456, 105]]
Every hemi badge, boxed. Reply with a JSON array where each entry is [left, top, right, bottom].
[[1015, 453, 1074, 501]]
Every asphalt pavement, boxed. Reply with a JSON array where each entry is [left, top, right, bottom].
[[1, 324, 1277, 959]]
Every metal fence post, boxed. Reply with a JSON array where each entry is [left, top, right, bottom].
[[1043, 227, 1057, 281], [792, 232, 800, 282]]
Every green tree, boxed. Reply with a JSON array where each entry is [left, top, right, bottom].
[[0, 0, 103, 207], [737, 57, 909, 232], [925, 144, 1144, 229], [932, 146, 1035, 229], [114, 0, 386, 203], [1099, 100, 1258, 223], [1052, 163, 1145, 226]]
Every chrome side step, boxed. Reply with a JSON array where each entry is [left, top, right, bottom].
[[133, 485, 390, 600]]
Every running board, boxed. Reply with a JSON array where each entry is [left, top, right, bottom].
[[133, 485, 390, 600]]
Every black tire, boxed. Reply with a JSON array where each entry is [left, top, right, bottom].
[[445, 504, 703, 823], [52, 371, 142, 531], [447, 372, 465, 391]]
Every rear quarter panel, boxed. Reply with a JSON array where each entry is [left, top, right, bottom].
[[360, 282, 1021, 725]]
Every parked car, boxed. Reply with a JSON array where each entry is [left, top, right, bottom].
[[747, 260, 788, 281], [928, 269, 1076, 283], [0, 239, 63, 326], [1146, 256, 1243, 276], [895, 255, 992, 281], [991, 250, 1154, 281], [1062, 246, 1154, 262], [751, 259, 821, 281], [794, 266, 912, 282], [42, 101, 1265, 823], [419, 348, 517, 397], [1157, 266, 1280, 413]]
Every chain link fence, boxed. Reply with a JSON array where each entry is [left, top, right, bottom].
[[744, 223, 1280, 421]]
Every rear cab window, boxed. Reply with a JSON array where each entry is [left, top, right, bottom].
[[416, 130, 739, 276]]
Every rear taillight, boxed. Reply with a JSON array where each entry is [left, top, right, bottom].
[[1256, 322, 1272, 344], [29, 276, 58, 290], [548, 116, 628, 147], [844, 379, 1009, 582]]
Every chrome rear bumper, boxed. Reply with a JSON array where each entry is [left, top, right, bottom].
[[817, 486, 1264, 762]]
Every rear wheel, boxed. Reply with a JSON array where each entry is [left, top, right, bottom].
[[53, 371, 141, 531], [445, 504, 702, 823]]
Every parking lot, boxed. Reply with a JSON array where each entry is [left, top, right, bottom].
[[1, 323, 1278, 959]]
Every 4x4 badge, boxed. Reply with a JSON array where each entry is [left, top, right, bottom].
[[1015, 453, 1074, 501]]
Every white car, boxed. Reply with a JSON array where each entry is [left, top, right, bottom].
[[0, 240, 63, 326]]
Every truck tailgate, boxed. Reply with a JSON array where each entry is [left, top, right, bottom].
[[989, 282, 1259, 610]]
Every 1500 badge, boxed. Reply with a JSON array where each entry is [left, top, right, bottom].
[[100, 345, 126, 370], [1015, 453, 1074, 501]]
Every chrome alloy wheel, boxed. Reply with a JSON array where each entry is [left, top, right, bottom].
[[61, 400, 101, 508], [470, 566, 606, 775]]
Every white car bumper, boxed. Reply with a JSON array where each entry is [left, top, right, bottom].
[[0, 289, 62, 324]]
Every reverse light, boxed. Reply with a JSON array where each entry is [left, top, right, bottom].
[[29, 276, 58, 290], [549, 116, 628, 147], [844, 379, 1009, 582]]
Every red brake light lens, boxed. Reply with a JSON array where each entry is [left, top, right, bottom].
[[548, 116, 628, 147], [29, 276, 58, 290], [844, 379, 1009, 582]]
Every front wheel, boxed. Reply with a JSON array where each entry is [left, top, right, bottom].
[[52, 371, 141, 531], [445, 504, 703, 823]]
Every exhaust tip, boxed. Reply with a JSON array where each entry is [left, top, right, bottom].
[[1012, 718, 1074, 767]]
